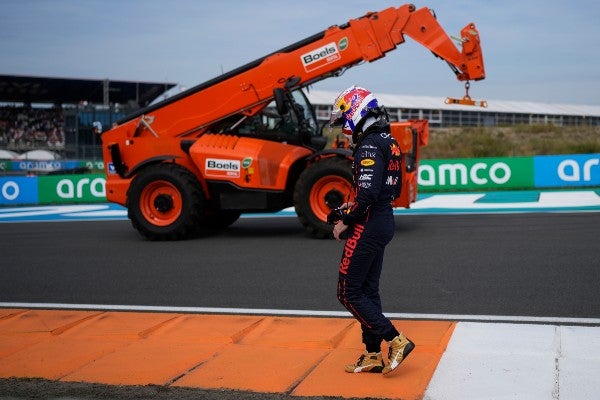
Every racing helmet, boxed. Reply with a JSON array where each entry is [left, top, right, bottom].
[[330, 86, 379, 144]]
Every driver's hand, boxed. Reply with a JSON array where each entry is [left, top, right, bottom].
[[333, 221, 349, 241], [340, 201, 354, 210]]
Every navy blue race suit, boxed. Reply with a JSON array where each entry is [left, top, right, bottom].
[[337, 121, 403, 351]]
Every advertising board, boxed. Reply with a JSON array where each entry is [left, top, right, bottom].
[[418, 157, 534, 191], [37, 174, 106, 204], [1, 154, 599, 206], [534, 154, 600, 187], [0, 176, 38, 205]]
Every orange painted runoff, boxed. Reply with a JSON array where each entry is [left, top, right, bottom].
[[0, 309, 455, 399]]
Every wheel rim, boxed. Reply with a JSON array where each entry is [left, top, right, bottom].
[[139, 180, 183, 226], [309, 175, 352, 222]]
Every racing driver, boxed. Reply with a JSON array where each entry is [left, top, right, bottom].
[[329, 86, 415, 375]]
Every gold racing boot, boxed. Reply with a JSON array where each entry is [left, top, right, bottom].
[[382, 333, 415, 375], [345, 352, 385, 373]]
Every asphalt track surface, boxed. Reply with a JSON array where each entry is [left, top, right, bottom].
[[1, 212, 599, 319], [1, 211, 600, 399]]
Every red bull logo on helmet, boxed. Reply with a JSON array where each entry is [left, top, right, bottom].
[[344, 88, 378, 128]]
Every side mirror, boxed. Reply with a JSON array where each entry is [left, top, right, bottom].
[[273, 88, 288, 115]]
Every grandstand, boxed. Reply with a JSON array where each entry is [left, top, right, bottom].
[[1, 75, 599, 162], [0, 75, 175, 160]]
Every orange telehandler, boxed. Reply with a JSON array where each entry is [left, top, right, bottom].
[[98, 3, 485, 240]]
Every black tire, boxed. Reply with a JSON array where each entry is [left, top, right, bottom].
[[127, 163, 204, 240], [293, 157, 353, 238]]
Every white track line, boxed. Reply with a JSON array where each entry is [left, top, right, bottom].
[[1, 302, 599, 326]]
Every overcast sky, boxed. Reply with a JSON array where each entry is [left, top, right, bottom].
[[1, 0, 599, 105]]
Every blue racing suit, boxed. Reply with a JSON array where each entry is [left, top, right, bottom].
[[337, 121, 403, 350]]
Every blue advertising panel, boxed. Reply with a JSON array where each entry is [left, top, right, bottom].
[[0, 176, 39, 205], [534, 153, 600, 188], [10, 160, 81, 172]]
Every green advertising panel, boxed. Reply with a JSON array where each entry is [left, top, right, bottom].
[[38, 174, 106, 204], [418, 156, 534, 191], [0, 160, 12, 172], [79, 160, 104, 173]]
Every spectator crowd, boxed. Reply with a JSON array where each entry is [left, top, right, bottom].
[[0, 106, 65, 150]]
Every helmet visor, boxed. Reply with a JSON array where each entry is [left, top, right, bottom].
[[329, 86, 356, 127], [329, 100, 348, 127]]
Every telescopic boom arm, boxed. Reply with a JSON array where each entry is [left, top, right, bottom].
[[113, 4, 485, 139]]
